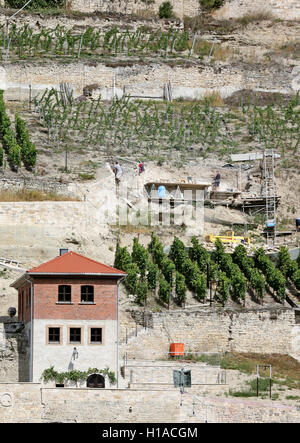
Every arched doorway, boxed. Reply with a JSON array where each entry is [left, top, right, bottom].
[[86, 373, 105, 388]]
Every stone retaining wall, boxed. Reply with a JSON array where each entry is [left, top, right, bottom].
[[0, 383, 299, 422], [121, 307, 300, 361], [69, 0, 200, 20], [0, 59, 297, 103], [214, 0, 300, 21]]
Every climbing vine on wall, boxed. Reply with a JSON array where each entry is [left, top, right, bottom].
[[41, 366, 116, 385]]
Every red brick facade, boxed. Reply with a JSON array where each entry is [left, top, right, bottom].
[[18, 277, 118, 322]]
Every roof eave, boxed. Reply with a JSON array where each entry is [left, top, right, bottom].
[[27, 272, 127, 277]]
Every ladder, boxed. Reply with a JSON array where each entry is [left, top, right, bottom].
[[263, 149, 277, 245]]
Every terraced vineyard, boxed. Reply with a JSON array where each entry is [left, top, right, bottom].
[[114, 235, 300, 308], [31, 88, 300, 160], [0, 24, 190, 60]]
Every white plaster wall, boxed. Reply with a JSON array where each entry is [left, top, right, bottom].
[[32, 319, 117, 384]]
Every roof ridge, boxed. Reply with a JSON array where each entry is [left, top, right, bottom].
[[27, 251, 126, 275]]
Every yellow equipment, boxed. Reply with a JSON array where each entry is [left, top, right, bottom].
[[205, 231, 250, 244]]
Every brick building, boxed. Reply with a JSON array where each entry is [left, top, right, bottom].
[[11, 250, 126, 386]]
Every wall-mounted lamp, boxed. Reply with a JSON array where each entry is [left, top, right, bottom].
[[129, 406, 132, 413], [72, 347, 79, 360]]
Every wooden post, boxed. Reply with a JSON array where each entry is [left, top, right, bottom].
[[29, 84, 32, 110]]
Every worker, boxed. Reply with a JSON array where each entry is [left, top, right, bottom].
[[113, 161, 122, 184], [138, 161, 145, 175], [213, 171, 221, 190]]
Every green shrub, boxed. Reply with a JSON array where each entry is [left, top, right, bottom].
[[199, 0, 224, 11], [159, 1, 173, 19]]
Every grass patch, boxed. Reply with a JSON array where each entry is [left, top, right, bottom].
[[220, 352, 300, 384], [286, 395, 300, 400], [229, 378, 272, 398], [182, 352, 221, 366], [0, 188, 79, 202], [202, 91, 224, 107], [78, 173, 95, 181], [277, 40, 300, 59], [235, 11, 275, 26]]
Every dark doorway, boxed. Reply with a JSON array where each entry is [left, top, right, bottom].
[[86, 373, 105, 388]]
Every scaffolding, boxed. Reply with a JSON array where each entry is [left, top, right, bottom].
[[264, 149, 277, 245]]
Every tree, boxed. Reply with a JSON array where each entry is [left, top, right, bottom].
[[158, 1, 173, 19]]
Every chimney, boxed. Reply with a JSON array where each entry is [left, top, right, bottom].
[[59, 248, 69, 256]]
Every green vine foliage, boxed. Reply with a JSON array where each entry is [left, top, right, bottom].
[[254, 248, 286, 299], [132, 237, 149, 278], [147, 261, 159, 291], [41, 366, 116, 385], [158, 277, 171, 305], [190, 236, 210, 272], [278, 246, 300, 290], [5, 0, 63, 9], [124, 263, 138, 294], [233, 245, 265, 300], [175, 272, 186, 305], [15, 114, 37, 170], [135, 280, 148, 305], [114, 244, 132, 272]]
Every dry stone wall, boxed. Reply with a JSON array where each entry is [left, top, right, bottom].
[[0, 383, 299, 422], [121, 307, 300, 361], [1, 59, 297, 103], [68, 0, 300, 20], [69, 0, 200, 19], [214, 0, 300, 20]]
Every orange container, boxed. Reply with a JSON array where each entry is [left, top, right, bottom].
[[170, 343, 184, 357]]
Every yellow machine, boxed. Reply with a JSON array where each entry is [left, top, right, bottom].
[[205, 231, 250, 244]]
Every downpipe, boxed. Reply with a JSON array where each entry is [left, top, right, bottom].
[[117, 276, 126, 389]]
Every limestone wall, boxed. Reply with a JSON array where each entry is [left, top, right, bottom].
[[69, 0, 200, 19], [0, 383, 299, 422], [0, 383, 42, 423], [121, 307, 300, 361], [214, 0, 300, 21], [0, 59, 297, 104], [68, 0, 300, 20]]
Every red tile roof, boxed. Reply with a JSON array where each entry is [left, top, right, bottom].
[[27, 251, 126, 276]]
